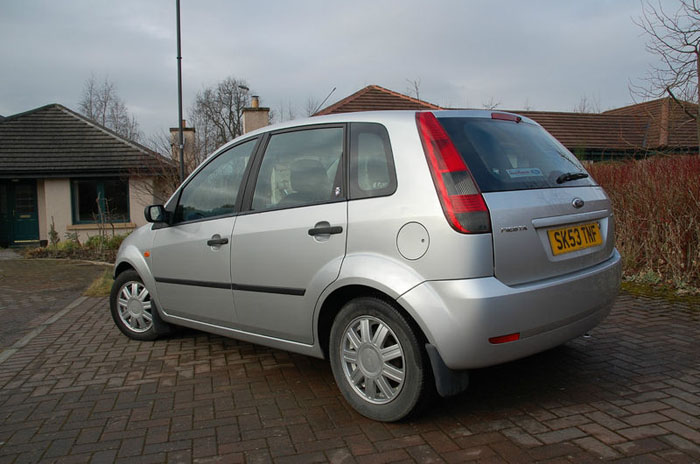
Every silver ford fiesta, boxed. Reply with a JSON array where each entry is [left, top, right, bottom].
[[110, 110, 621, 421]]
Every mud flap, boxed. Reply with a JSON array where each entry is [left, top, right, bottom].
[[425, 344, 470, 397]]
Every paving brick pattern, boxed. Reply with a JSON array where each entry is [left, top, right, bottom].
[[0, 294, 698, 463], [0, 260, 105, 348]]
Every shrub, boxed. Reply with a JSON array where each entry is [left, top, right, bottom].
[[107, 234, 127, 250], [49, 217, 59, 246], [21, 232, 130, 263], [57, 240, 79, 253], [587, 155, 700, 291], [84, 235, 106, 250]]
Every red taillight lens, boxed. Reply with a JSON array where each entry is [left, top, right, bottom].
[[416, 112, 491, 234], [489, 333, 520, 344]]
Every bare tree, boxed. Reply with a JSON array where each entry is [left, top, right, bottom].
[[573, 94, 601, 113], [633, 0, 700, 147], [405, 78, 422, 100], [127, 131, 180, 204], [189, 76, 251, 156], [79, 74, 142, 141], [273, 99, 297, 123], [305, 96, 320, 117], [481, 96, 501, 110]]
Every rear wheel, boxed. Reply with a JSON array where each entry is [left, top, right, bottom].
[[110, 270, 165, 341], [329, 297, 430, 421]]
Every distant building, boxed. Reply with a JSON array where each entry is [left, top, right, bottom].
[[0, 104, 172, 247], [315, 85, 698, 158]]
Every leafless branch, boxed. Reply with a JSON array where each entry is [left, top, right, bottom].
[[78, 74, 142, 141]]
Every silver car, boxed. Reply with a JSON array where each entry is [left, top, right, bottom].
[[110, 110, 621, 421]]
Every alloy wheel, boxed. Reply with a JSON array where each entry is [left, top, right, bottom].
[[340, 315, 405, 404], [117, 281, 153, 333]]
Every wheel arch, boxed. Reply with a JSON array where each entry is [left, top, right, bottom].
[[316, 284, 431, 360], [114, 260, 135, 278], [112, 242, 160, 307]]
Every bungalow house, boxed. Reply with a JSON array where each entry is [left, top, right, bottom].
[[315, 85, 699, 158], [0, 104, 170, 247]]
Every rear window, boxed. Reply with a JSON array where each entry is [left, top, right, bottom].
[[437, 117, 595, 193]]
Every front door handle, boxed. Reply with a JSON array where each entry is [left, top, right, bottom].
[[207, 235, 229, 246], [308, 226, 343, 236]]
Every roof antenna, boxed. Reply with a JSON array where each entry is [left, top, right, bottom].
[[312, 87, 336, 115]]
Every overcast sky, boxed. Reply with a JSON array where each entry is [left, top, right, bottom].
[[1, 1, 655, 142]]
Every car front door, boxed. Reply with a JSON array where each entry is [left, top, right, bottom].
[[231, 126, 347, 344], [150, 138, 257, 327]]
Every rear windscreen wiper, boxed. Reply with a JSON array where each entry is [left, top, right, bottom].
[[556, 172, 589, 184]]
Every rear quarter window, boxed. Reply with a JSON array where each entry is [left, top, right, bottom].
[[349, 123, 397, 199], [437, 117, 595, 193]]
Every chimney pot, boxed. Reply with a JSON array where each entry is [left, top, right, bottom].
[[251, 96, 259, 109]]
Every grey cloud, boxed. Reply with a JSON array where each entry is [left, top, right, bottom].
[[1, 0, 653, 142]]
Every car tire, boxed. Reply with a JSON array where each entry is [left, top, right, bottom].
[[329, 297, 430, 422], [110, 269, 167, 341]]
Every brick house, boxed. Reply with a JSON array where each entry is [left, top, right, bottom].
[[0, 104, 170, 247], [316, 85, 698, 158]]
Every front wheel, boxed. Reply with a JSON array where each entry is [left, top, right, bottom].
[[110, 270, 162, 341], [329, 297, 430, 422]]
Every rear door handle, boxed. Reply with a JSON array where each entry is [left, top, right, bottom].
[[207, 236, 229, 246], [308, 226, 343, 236]]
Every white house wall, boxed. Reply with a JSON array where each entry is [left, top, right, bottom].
[[128, 177, 155, 229], [42, 178, 71, 242]]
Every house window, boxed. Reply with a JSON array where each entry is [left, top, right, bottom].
[[71, 178, 129, 223]]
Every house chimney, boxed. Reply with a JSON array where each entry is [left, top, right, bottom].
[[659, 98, 670, 147], [242, 95, 270, 134]]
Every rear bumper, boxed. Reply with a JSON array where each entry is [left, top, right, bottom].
[[397, 249, 621, 370]]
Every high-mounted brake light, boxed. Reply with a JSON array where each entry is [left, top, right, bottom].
[[416, 112, 491, 234], [491, 112, 522, 123]]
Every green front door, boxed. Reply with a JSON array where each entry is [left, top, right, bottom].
[[0, 180, 39, 247]]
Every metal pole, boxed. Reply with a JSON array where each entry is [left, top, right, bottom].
[[176, 0, 185, 183]]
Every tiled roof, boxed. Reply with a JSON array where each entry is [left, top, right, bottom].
[[518, 111, 649, 152], [603, 97, 698, 149], [0, 104, 170, 178], [316, 85, 698, 153], [314, 85, 441, 115]]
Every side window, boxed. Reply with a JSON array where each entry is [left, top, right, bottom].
[[174, 139, 256, 223], [349, 123, 396, 199], [251, 127, 343, 210]]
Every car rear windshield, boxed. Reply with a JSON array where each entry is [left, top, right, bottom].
[[437, 116, 595, 193]]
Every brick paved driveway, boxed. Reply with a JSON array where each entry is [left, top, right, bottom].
[[0, 259, 105, 348], [0, 291, 698, 463]]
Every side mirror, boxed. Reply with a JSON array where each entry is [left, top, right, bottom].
[[144, 204, 167, 223]]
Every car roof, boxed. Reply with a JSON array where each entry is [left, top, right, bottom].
[[215, 109, 541, 157]]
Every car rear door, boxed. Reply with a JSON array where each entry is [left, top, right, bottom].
[[437, 114, 616, 286], [484, 187, 615, 285], [230, 125, 347, 344]]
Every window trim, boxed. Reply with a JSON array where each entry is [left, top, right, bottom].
[[238, 123, 348, 215], [70, 177, 130, 225], [348, 122, 398, 200], [165, 137, 261, 227]]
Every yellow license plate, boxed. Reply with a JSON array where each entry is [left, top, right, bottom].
[[548, 222, 602, 256]]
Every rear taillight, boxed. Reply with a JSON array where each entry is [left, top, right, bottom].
[[416, 112, 491, 234]]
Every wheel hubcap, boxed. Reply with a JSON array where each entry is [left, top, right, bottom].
[[340, 316, 405, 404], [117, 281, 153, 333]]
